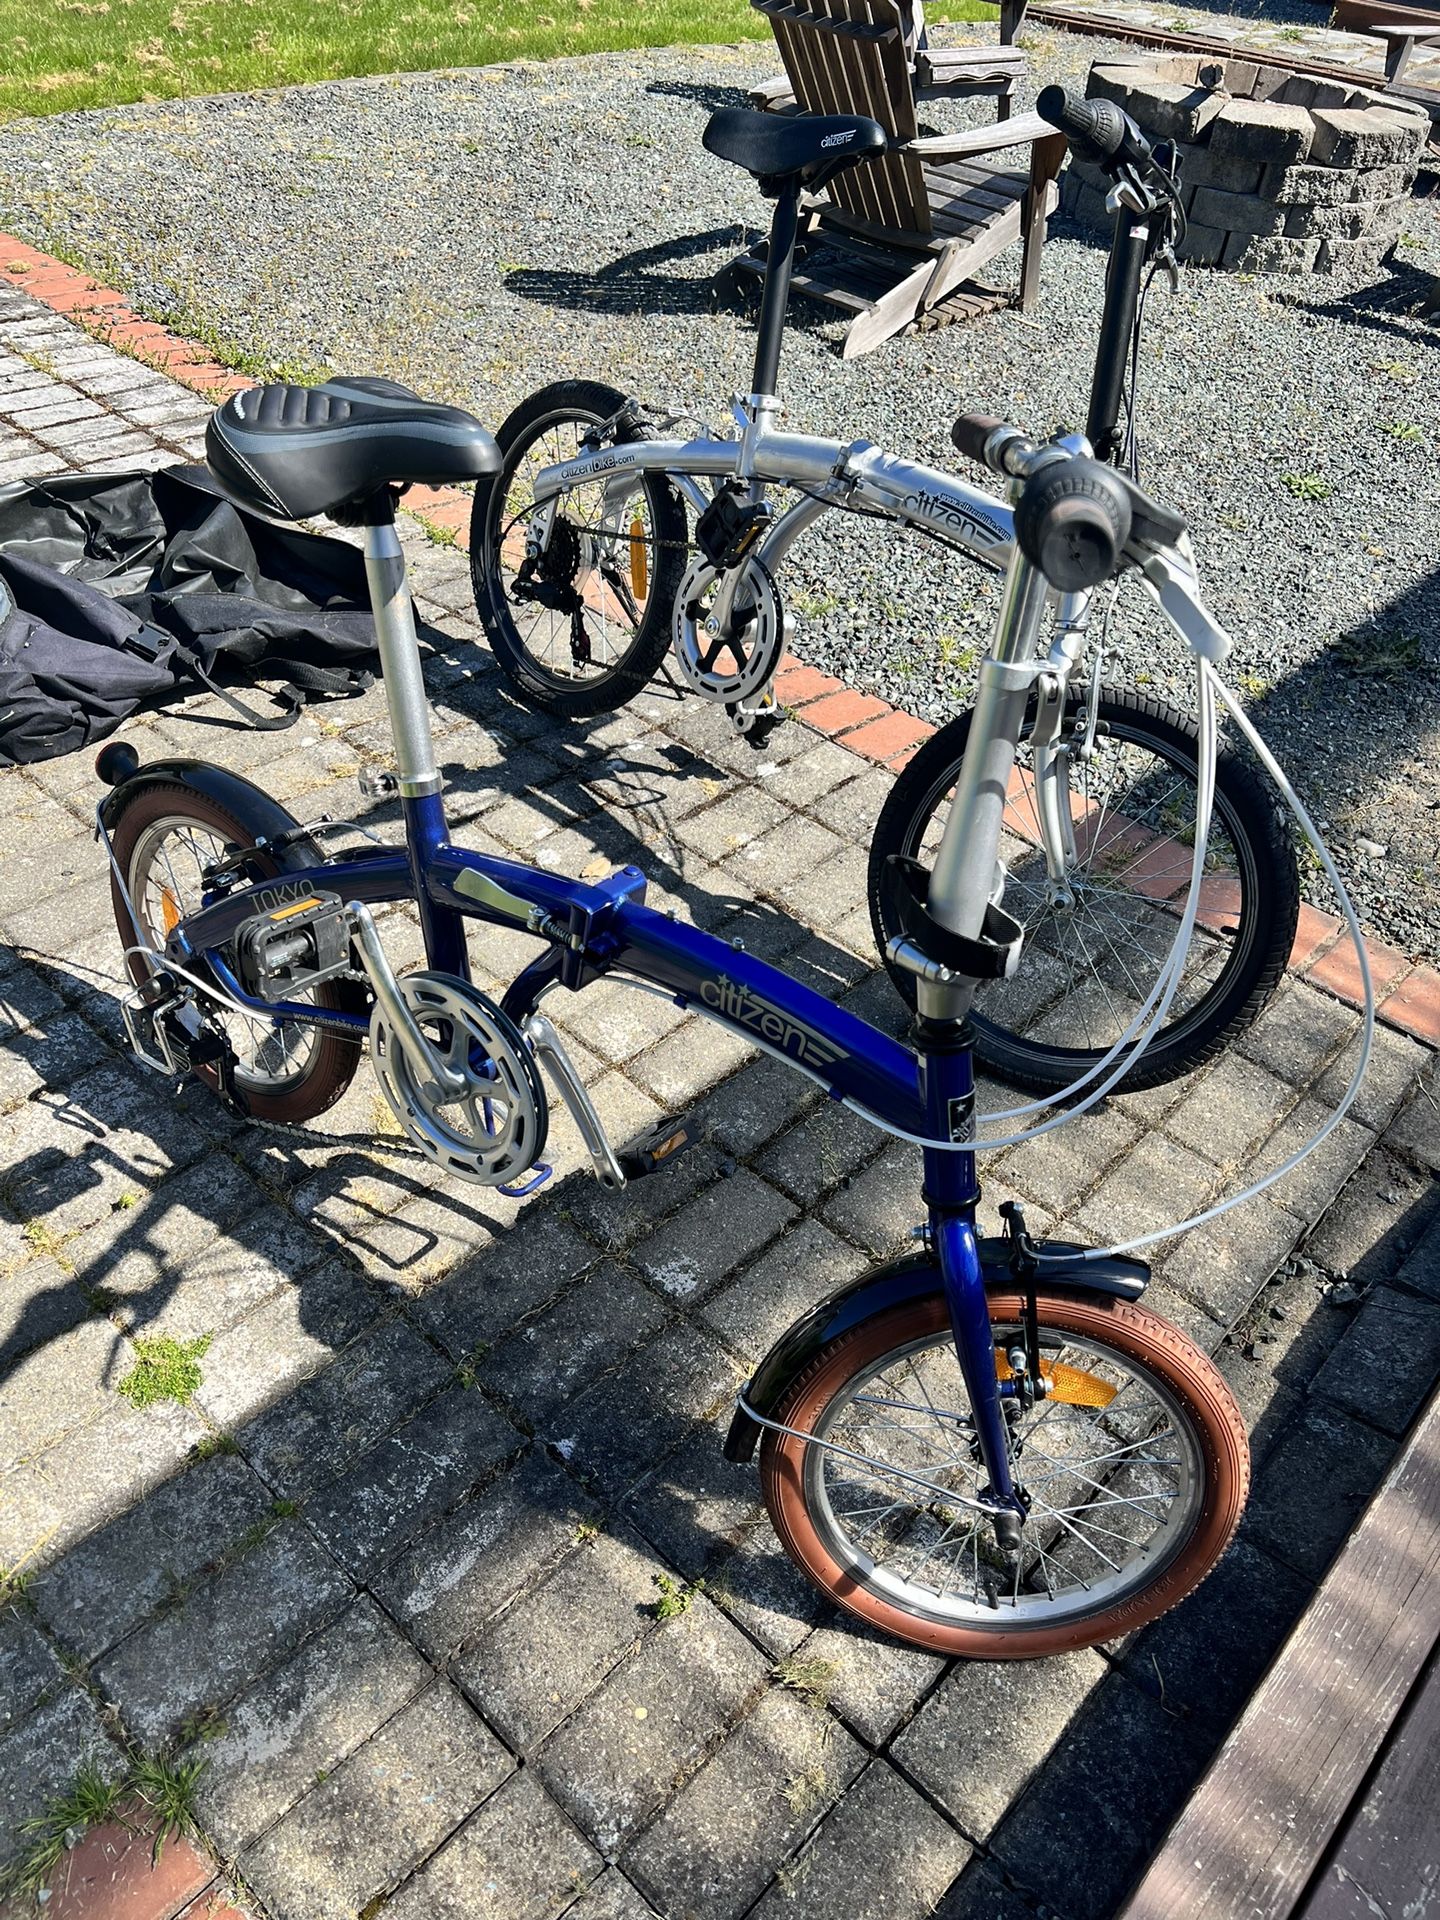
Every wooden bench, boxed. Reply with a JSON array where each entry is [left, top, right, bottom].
[[1365, 21, 1440, 83], [1119, 1382, 1440, 1920]]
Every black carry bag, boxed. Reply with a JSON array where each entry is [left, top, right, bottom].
[[0, 464, 381, 766]]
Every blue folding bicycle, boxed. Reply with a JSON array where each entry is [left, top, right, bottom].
[[96, 93, 1250, 1659]]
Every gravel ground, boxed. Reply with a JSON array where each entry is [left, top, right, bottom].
[[0, 26, 1436, 952]]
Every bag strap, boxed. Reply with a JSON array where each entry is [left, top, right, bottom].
[[178, 649, 375, 733]]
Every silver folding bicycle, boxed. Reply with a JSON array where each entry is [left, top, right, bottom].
[[472, 92, 1299, 1097]]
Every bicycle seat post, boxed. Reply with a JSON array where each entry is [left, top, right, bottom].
[[360, 488, 441, 804], [749, 175, 802, 407]]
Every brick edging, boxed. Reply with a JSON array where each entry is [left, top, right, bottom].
[[2, 234, 1436, 1049]]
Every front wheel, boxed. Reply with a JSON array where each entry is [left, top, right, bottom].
[[761, 1286, 1248, 1658], [868, 688, 1299, 1092], [470, 380, 688, 717]]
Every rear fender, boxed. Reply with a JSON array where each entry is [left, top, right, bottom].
[[98, 759, 322, 873], [722, 1240, 1150, 1463]]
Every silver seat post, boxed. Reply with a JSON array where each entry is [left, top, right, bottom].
[[918, 545, 1051, 1022], [362, 498, 441, 800]]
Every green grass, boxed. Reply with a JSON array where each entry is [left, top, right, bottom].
[[116, 1333, 213, 1410], [1281, 472, 1334, 503], [6, 1767, 128, 1898], [0, 0, 995, 120], [4, 1755, 207, 1901]]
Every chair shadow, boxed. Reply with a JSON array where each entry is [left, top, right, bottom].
[[1274, 256, 1440, 338], [644, 77, 756, 113], [501, 224, 762, 325]]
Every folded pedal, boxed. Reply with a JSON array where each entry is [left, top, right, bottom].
[[232, 891, 352, 1002], [619, 1118, 700, 1180]]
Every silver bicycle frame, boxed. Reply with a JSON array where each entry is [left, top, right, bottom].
[[530, 394, 1018, 581], [522, 398, 1098, 892]]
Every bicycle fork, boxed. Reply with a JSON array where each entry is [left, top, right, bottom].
[[921, 1047, 1026, 1546]]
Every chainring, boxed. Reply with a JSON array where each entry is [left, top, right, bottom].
[[370, 970, 548, 1186], [672, 554, 788, 705]]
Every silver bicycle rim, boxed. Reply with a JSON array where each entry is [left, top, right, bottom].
[[128, 815, 320, 1095], [804, 1325, 1204, 1631], [488, 414, 662, 686]]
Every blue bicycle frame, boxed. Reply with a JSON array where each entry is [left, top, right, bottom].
[[103, 485, 1135, 1530], [121, 768, 1023, 1512]]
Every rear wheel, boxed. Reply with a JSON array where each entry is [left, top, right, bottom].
[[761, 1286, 1248, 1658], [868, 688, 1298, 1092], [470, 380, 688, 717], [108, 785, 362, 1123]]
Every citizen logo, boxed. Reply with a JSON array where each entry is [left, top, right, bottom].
[[568, 447, 640, 479], [701, 976, 845, 1073], [902, 489, 1008, 546], [820, 129, 857, 148]]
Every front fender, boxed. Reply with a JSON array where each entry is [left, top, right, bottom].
[[99, 758, 320, 870], [722, 1239, 1150, 1462]]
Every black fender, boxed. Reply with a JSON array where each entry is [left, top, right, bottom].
[[723, 1240, 1150, 1463], [98, 757, 319, 870]]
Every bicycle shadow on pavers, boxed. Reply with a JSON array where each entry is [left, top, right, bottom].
[[0, 992, 902, 1911], [929, 1151, 1440, 1920], [2, 950, 1436, 1913]]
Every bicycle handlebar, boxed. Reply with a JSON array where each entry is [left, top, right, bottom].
[[1036, 84, 1153, 174], [949, 418, 1188, 592]]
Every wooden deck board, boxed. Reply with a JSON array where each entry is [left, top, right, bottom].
[[1119, 1387, 1440, 1920], [1297, 1649, 1440, 1920]]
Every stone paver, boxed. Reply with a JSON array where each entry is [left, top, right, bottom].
[[239, 1684, 512, 1920], [0, 278, 1436, 1920]]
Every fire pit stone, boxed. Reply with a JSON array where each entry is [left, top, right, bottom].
[[1062, 55, 1429, 272]]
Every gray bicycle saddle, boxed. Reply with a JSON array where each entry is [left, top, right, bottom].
[[205, 376, 500, 522]]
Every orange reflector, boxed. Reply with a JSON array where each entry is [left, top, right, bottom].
[[996, 1352, 1117, 1408], [629, 518, 648, 600], [160, 886, 181, 935]]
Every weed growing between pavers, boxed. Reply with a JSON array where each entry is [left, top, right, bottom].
[[5, 1753, 209, 1899], [130, 1752, 208, 1857], [116, 1333, 213, 1410], [771, 1655, 839, 1711], [6, 1764, 126, 1897], [651, 1571, 705, 1620]]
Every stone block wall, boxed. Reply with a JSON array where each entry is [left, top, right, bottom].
[[1061, 55, 1430, 273]]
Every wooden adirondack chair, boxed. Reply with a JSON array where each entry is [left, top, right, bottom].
[[734, 0, 1066, 357], [750, 0, 1031, 119]]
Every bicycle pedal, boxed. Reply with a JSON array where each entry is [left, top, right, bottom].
[[618, 1118, 699, 1180], [233, 891, 352, 1004]]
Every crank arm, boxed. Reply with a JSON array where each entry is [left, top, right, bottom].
[[523, 1011, 626, 1191], [348, 902, 466, 1102]]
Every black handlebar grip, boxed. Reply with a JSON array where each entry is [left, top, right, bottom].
[[1015, 459, 1133, 593], [1036, 85, 1131, 163], [951, 413, 1006, 468]]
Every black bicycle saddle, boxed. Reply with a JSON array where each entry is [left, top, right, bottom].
[[703, 107, 887, 184], [206, 376, 500, 522]]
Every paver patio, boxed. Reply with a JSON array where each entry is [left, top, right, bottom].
[[0, 277, 1438, 1920]]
